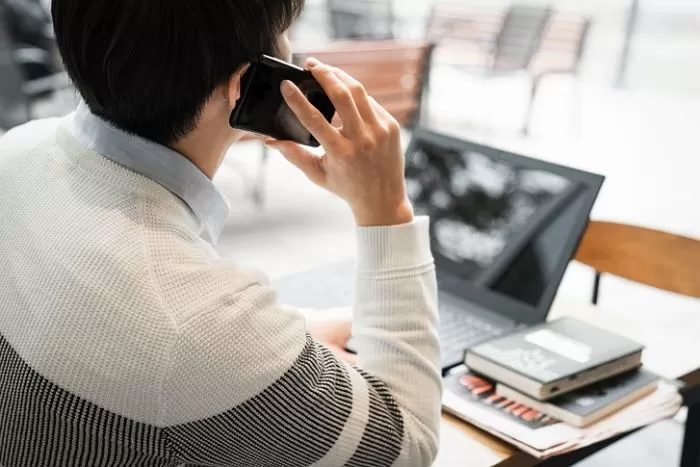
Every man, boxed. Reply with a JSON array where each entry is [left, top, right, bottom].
[[0, 0, 441, 466]]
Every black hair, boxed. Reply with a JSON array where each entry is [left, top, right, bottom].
[[52, 0, 304, 144]]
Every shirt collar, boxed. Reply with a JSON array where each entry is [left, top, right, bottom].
[[67, 102, 230, 243]]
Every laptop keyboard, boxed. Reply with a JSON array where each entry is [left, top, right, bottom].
[[274, 262, 510, 370], [438, 300, 506, 370]]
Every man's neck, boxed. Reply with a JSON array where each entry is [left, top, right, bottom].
[[171, 111, 234, 179]]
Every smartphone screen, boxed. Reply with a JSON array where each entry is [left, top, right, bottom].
[[229, 55, 336, 146]]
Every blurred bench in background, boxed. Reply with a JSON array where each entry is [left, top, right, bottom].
[[293, 40, 434, 128], [291, 0, 396, 43], [327, 0, 395, 41], [0, 0, 74, 130], [426, 3, 590, 135]]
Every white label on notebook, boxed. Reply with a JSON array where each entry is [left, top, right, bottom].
[[524, 329, 592, 363]]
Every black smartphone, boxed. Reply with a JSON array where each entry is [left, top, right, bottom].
[[229, 55, 336, 147]]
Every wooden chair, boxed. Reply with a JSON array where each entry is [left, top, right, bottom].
[[426, 3, 506, 71], [293, 40, 434, 129], [426, 3, 590, 135], [575, 220, 700, 467], [575, 221, 700, 304]]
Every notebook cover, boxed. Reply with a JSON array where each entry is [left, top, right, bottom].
[[467, 317, 644, 384]]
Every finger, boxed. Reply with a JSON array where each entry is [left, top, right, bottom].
[[306, 60, 363, 132], [331, 67, 377, 124], [368, 96, 391, 121], [369, 97, 401, 136], [280, 80, 340, 148], [266, 139, 326, 186]]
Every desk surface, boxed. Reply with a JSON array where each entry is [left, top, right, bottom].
[[436, 413, 514, 466], [430, 296, 700, 467]]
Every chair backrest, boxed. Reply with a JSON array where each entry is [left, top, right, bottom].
[[426, 3, 588, 77], [427, 3, 504, 44], [327, 0, 394, 40], [492, 5, 551, 72], [426, 3, 505, 68], [0, 4, 31, 129], [293, 40, 433, 129], [529, 12, 590, 76], [575, 221, 700, 300]]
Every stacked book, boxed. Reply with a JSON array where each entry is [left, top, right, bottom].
[[442, 317, 682, 459]]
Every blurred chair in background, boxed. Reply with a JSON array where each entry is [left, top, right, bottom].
[[426, 3, 507, 70], [0, 2, 30, 129], [0, 0, 74, 131], [427, 3, 589, 135], [5, 0, 52, 79], [294, 41, 434, 128], [575, 221, 700, 304], [574, 220, 700, 467], [526, 12, 589, 135], [327, 0, 395, 41]]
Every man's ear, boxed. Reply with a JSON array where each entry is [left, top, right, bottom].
[[226, 64, 250, 110]]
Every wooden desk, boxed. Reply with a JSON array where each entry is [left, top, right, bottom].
[[431, 297, 700, 467], [436, 413, 513, 466]]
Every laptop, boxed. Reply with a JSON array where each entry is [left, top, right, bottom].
[[274, 128, 604, 374]]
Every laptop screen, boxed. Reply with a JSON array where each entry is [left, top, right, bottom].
[[488, 190, 592, 307], [405, 137, 576, 283], [405, 130, 604, 323]]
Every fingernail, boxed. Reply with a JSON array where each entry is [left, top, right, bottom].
[[264, 139, 278, 148], [280, 80, 294, 97], [306, 57, 320, 68]]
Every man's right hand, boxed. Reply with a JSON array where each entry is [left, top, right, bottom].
[[265, 57, 414, 227]]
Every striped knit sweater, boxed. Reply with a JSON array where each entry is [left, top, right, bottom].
[[0, 116, 441, 466]]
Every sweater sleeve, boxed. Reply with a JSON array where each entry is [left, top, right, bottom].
[[353, 216, 441, 466], [162, 217, 440, 467]]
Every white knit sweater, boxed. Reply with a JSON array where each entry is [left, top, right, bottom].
[[0, 116, 441, 467]]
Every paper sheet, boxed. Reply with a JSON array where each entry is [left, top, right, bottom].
[[442, 367, 682, 459]]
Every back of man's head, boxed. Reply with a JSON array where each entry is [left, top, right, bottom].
[[52, 0, 304, 145]]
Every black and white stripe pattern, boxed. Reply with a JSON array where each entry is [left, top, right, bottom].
[[168, 335, 356, 466], [346, 370, 404, 467], [0, 332, 405, 466], [0, 333, 171, 467]]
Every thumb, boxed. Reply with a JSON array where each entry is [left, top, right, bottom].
[[266, 139, 325, 186]]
